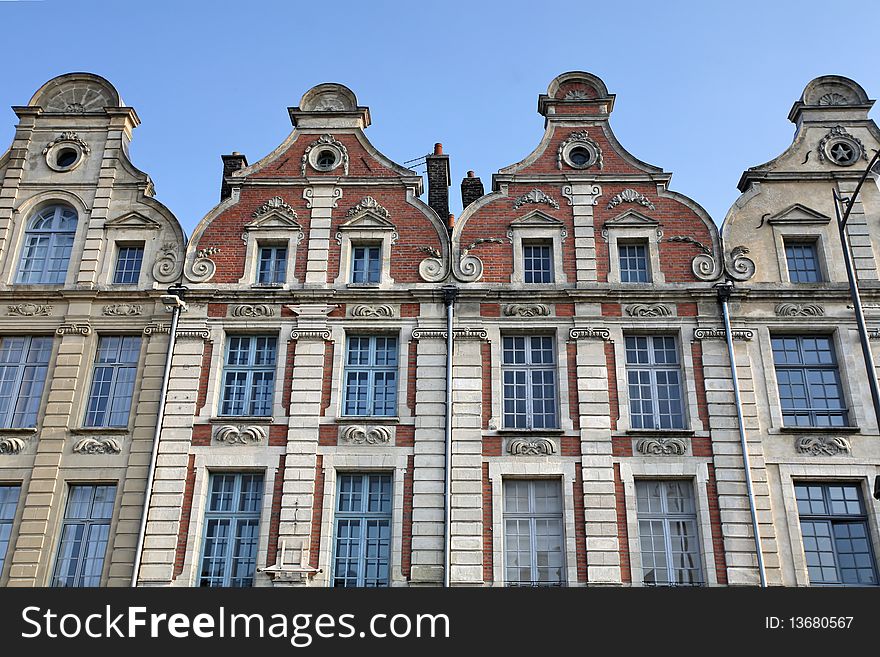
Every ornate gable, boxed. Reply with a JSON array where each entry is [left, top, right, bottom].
[[767, 203, 831, 225]]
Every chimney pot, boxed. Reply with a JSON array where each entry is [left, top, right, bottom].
[[433, 143, 443, 155], [467, 170, 475, 177]]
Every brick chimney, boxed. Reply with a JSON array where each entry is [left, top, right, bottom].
[[220, 152, 248, 201], [425, 143, 450, 221], [460, 170, 484, 210]]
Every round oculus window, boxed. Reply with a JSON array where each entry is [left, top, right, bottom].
[[45, 141, 85, 172], [561, 141, 599, 169], [56, 148, 78, 168], [826, 139, 861, 166]]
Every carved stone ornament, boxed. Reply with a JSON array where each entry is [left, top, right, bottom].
[[56, 323, 91, 336], [625, 304, 672, 318], [508, 437, 556, 456], [72, 436, 122, 454], [231, 304, 275, 318], [569, 327, 611, 341], [818, 125, 867, 165], [561, 184, 602, 207], [795, 435, 851, 456], [453, 238, 506, 283], [346, 196, 390, 220], [666, 236, 710, 255], [503, 304, 551, 318], [606, 188, 656, 211], [290, 329, 332, 341], [418, 245, 446, 282], [350, 304, 394, 318], [564, 89, 590, 101], [185, 246, 220, 283], [102, 304, 142, 316], [635, 436, 688, 456], [340, 425, 392, 445], [7, 303, 52, 317], [693, 327, 754, 341], [692, 245, 756, 282], [143, 323, 171, 336], [557, 130, 603, 170], [0, 436, 27, 455], [252, 196, 298, 219], [818, 92, 850, 106], [176, 329, 211, 340], [512, 189, 560, 210], [301, 134, 349, 176], [775, 303, 825, 317], [411, 327, 488, 341], [43, 131, 91, 156], [153, 242, 182, 283], [214, 425, 267, 445]]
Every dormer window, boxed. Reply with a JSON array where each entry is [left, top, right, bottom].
[[239, 197, 302, 288], [257, 245, 288, 285], [351, 245, 381, 284], [785, 241, 822, 283], [602, 207, 664, 284], [17, 205, 77, 284], [508, 211, 567, 285], [619, 241, 650, 283], [334, 197, 397, 288]]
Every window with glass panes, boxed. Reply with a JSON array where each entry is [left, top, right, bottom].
[[771, 336, 848, 427], [17, 205, 77, 284], [502, 335, 557, 429], [257, 245, 287, 285], [332, 473, 392, 587], [785, 241, 821, 283], [522, 242, 553, 283], [199, 473, 264, 587], [52, 484, 116, 587], [636, 480, 704, 586], [351, 245, 381, 284], [795, 483, 877, 586], [625, 335, 685, 429], [619, 242, 649, 283], [113, 245, 144, 284], [0, 485, 20, 575], [84, 336, 141, 427], [220, 336, 277, 416], [343, 336, 397, 416], [503, 479, 565, 586], [0, 336, 51, 428]]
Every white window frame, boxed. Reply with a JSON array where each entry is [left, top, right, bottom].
[[334, 213, 397, 288], [508, 211, 566, 285], [603, 210, 664, 284]]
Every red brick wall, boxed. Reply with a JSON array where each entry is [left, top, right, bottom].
[[282, 339, 296, 413], [482, 436, 502, 456], [706, 465, 728, 585], [605, 341, 619, 431], [573, 470, 588, 583], [400, 303, 420, 317], [556, 303, 575, 317], [208, 303, 227, 317], [567, 342, 580, 431], [480, 303, 500, 317], [174, 454, 197, 579], [195, 341, 214, 415], [560, 436, 582, 456], [402, 455, 415, 580], [407, 340, 417, 414], [318, 425, 337, 446], [481, 342, 492, 430], [191, 424, 211, 447], [602, 303, 622, 317], [396, 425, 415, 447], [320, 341, 335, 416], [308, 455, 325, 571], [482, 462, 493, 583], [265, 454, 286, 567], [690, 341, 710, 429], [268, 424, 287, 447], [614, 463, 631, 584]]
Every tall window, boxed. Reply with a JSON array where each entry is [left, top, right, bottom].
[[17, 205, 77, 284], [504, 479, 565, 586], [113, 245, 144, 284], [199, 473, 263, 587], [351, 245, 381, 284], [625, 335, 684, 429], [523, 242, 553, 283], [84, 336, 141, 427], [257, 245, 287, 285], [795, 483, 877, 586], [343, 336, 397, 416], [333, 473, 392, 587], [772, 336, 848, 427], [0, 336, 52, 428], [502, 335, 557, 429], [220, 336, 277, 416], [636, 480, 703, 586], [0, 485, 20, 575], [52, 484, 116, 587], [785, 241, 821, 283], [619, 242, 649, 283]]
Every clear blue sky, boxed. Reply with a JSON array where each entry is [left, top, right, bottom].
[[2, 0, 879, 235]]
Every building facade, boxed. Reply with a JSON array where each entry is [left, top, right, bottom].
[[0, 70, 877, 588]]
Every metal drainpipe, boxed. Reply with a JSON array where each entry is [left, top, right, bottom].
[[441, 284, 459, 588], [130, 284, 188, 587], [716, 281, 767, 587]]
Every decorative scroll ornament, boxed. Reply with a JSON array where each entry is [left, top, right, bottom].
[[176, 329, 211, 340], [7, 303, 52, 317], [143, 323, 171, 336], [214, 425, 267, 445], [418, 245, 446, 282], [692, 245, 756, 282], [0, 436, 27, 454], [564, 89, 590, 101], [512, 189, 560, 210], [666, 235, 711, 255], [185, 246, 220, 282], [340, 425, 392, 445], [625, 304, 672, 318], [503, 304, 551, 318], [775, 303, 825, 317], [153, 242, 182, 282], [56, 323, 91, 336], [453, 238, 506, 283], [561, 184, 602, 207], [606, 188, 656, 211], [411, 327, 488, 341], [508, 437, 556, 456], [795, 435, 851, 456], [290, 329, 332, 341], [569, 327, 611, 341], [350, 304, 394, 318], [103, 304, 142, 316], [635, 436, 688, 456], [73, 436, 122, 454], [693, 327, 754, 341], [557, 130, 603, 169], [231, 304, 275, 318], [346, 196, 390, 220], [252, 196, 298, 219], [301, 134, 349, 175], [43, 131, 91, 155]]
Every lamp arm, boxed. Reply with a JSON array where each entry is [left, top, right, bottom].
[[838, 148, 880, 229]]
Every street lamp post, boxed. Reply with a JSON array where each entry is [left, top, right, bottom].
[[831, 149, 880, 429]]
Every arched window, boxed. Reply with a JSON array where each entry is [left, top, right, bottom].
[[17, 205, 77, 284]]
